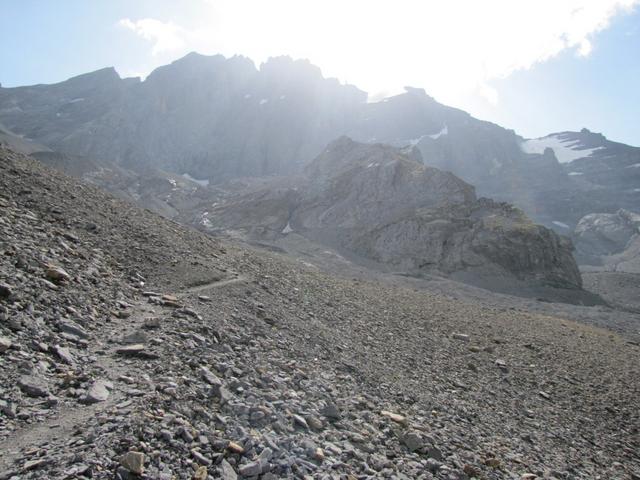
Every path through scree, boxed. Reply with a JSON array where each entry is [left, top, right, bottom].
[[0, 298, 157, 474], [0, 274, 251, 476]]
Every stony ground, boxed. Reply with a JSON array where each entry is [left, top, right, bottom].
[[0, 146, 639, 480]]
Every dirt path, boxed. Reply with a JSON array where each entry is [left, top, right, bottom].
[[0, 299, 158, 473], [183, 275, 248, 293]]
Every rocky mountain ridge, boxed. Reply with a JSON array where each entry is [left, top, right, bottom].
[[1, 53, 638, 229]]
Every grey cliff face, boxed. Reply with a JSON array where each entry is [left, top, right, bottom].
[[206, 138, 583, 292]]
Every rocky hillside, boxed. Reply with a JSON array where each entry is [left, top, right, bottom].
[[1, 144, 640, 479], [1, 53, 638, 229], [205, 138, 586, 299]]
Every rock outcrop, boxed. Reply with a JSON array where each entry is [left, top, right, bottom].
[[207, 137, 584, 293], [574, 209, 640, 261]]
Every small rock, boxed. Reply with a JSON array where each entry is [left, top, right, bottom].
[[45, 265, 70, 283], [401, 431, 423, 452], [292, 414, 309, 429], [18, 375, 49, 397], [82, 380, 111, 404], [54, 345, 74, 364], [320, 402, 341, 420], [0, 282, 12, 299], [220, 459, 237, 480], [538, 391, 551, 400], [312, 448, 325, 461], [120, 451, 145, 475], [58, 321, 88, 339], [193, 466, 208, 480], [200, 366, 222, 387], [381, 410, 407, 425], [0, 336, 12, 353], [192, 450, 211, 466], [452, 333, 470, 342], [238, 460, 262, 477], [228, 441, 244, 454]]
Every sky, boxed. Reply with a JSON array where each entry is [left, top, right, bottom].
[[1, 0, 639, 145]]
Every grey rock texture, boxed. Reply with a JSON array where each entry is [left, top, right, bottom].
[[208, 137, 584, 294], [573, 208, 640, 263]]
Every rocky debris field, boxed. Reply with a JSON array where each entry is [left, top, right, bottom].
[[0, 146, 639, 479]]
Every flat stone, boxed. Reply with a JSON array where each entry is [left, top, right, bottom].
[[452, 333, 470, 342], [120, 451, 145, 475], [18, 375, 49, 397], [58, 321, 88, 339], [200, 366, 222, 387], [381, 410, 407, 425], [191, 449, 211, 466], [82, 380, 111, 404], [238, 460, 262, 477], [220, 459, 237, 480], [0, 336, 11, 353], [54, 345, 74, 364]]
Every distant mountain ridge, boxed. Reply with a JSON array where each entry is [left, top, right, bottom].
[[1, 52, 638, 228]]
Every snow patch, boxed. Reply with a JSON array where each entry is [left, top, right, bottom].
[[68, 98, 85, 103], [244, 94, 252, 99], [428, 125, 448, 139], [279, 95, 286, 100], [182, 173, 210, 187], [626, 163, 640, 168], [366, 162, 380, 168], [568, 172, 583, 176], [259, 98, 269, 105], [520, 134, 604, 164], [552, 221, 570, 229], [282, 222, 293, 234]]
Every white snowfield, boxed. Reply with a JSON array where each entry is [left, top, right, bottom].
[[520, 134, 604, 164], [428, 124, 448, 140], [182, 173, 210, 187], [408, 125, 448, 146]]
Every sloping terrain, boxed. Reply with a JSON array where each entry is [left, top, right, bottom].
[[1, 148, 639, 479]]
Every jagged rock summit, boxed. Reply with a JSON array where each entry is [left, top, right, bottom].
[[1, 53, 638, 229]]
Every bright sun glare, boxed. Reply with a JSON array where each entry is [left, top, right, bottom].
[[119, 0, 639, 105]]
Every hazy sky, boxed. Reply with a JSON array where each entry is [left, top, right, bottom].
[[2, 0, 639, 145]]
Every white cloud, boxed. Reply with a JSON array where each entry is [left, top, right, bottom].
[[118, 18, 187, 56], [117, 0, 639, 104]]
